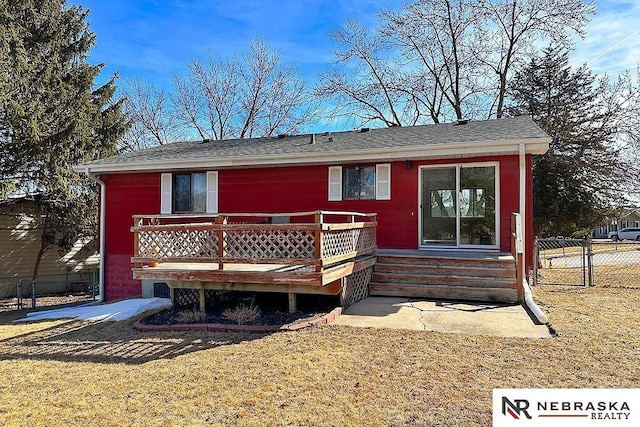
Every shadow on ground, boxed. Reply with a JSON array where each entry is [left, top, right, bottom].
[[0, 314, 264, 365]]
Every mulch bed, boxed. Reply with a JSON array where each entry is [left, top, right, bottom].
[[139, 291, 341, 329], [141, 307, 331, 326]]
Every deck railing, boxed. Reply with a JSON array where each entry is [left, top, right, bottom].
[[511, 212, 524, 302], [131, 211, 377, 271]]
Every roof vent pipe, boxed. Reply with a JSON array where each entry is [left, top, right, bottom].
[[310, 133, 315, 144]]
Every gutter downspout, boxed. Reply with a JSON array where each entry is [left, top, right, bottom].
[[519, 143, 547, 324], [84, 168, 106, 304]]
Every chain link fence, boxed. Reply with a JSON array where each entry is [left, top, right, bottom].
[[534, 238, 640, 287], [0, 273, 98, 311], [590, 240, 640, 288]]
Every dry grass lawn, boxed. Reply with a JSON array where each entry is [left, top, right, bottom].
[[0, 283, 638, 426]]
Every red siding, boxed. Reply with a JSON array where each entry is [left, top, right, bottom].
[[102, 173, 161, 300], [101, 155, 532, 301]]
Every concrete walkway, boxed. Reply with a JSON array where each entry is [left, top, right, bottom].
[[16, 298, 171, 323], [333, 297, 551, 338]]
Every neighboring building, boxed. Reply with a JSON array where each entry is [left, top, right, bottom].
[[593, 209, 640, 239], [0, 197, 98, 298], [76, 116, 550, 304]]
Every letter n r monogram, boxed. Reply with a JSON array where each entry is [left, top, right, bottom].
[[502, 397, 532, 419]]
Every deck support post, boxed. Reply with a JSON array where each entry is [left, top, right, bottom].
[[288, 292, 297, 313], [339, 277, 346, 307], [199, 287, 206, 312]]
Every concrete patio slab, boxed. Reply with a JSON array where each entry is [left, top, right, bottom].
[[333, 297, 551, 338]]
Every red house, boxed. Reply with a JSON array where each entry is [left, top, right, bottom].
[[76, 116, 549, 310]]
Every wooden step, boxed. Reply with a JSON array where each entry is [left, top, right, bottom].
[[369, 282, 519, 303], [374, 262, 515, 278], [376, 254, 515, 269], [371, 271, 516, 288], [370, 251, 519, 303]]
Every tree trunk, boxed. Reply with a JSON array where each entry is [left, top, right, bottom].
[[31, 217, 49, 282]]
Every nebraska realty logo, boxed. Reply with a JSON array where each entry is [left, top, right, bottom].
[[493, 389, 639, 426]]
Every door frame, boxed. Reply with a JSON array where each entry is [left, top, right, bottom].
[[418, 162, 500, 250]]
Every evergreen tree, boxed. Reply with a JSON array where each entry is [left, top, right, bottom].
[[0, 0, 128, 280], [508, 47, 630, 236]]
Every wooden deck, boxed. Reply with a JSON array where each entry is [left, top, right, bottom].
[[130, 211, 377, 311], [129, 212, 526, 311]]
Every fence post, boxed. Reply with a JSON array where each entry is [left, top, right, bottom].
[[31, 280, 36, 308], [587, 237, 593, 287], [533, 238, 539, 286], [17, 280, 22, 310], [91, 271, 97, 300]]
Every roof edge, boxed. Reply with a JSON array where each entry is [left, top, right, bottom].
[[75, 137, 550, 174]]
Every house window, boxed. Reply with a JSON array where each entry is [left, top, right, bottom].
[[327, 164, 390, 201], [344, 166, 375, 200], [160, 171, 218, 214], [173, 173, 206, 213]]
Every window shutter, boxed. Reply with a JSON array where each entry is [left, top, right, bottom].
[[376, 163, 391, 200], [328, 166, 342, 201], [206, 171, 219, 213], [160, 173, 172, 214]]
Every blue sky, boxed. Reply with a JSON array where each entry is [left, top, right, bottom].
[[76, 0, 403, 89], [75, 0, 639, 127]]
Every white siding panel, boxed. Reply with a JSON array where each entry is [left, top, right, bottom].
[[160, 173, 172, 214], [206, 171, 219, 213], [328, 166, 342, 201], [376, 163, 391, 200]]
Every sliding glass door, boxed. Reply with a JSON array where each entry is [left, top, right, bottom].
[[420, 164, 498, 248]]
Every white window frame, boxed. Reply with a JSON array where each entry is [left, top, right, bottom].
[[328, 164, 391, 201], [160, 171, 219, 214]]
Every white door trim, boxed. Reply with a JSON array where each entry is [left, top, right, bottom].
[[418, 162, 500, 250]]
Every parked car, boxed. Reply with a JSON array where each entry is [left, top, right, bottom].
[[609, 228, 640, 241]]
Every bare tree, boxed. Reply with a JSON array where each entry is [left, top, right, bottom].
[[315, 19, 407, 127], [173, 37, 318, 140], [122, 37, 318, 147], [317, 0, 595, 127], [173, 53, 239, 140], [380, 0, 486, 122], [477, 0, 595, 118], [120, 78, 187, 152], [606, 67, 640, 197]]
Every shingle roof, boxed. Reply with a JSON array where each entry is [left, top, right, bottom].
[[78, 116, 549, 173]]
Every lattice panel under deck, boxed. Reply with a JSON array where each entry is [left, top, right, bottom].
[[138, 229, 218, 259], [173, 288, 200, 309], [224, 230, 316, 259], [322, 227, 376, 258], [342, 267, 372, 308]]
